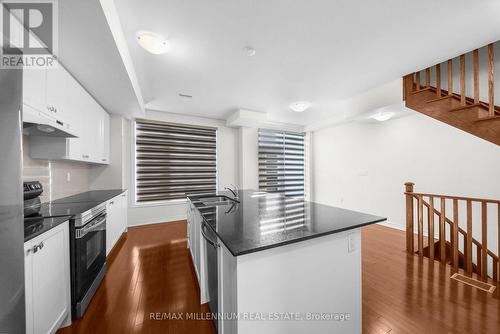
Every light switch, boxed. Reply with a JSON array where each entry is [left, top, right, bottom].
[[348, 233, 357, 253]]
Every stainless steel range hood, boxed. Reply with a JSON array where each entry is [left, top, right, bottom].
[[22, 105, 77, 138]]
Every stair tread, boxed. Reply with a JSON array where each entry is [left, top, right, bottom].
[[405, 88, 500, 146]]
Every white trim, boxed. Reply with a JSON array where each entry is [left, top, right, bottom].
[[127, 214, 187, 227]]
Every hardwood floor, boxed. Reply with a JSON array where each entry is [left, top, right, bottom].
[[58, 221, 500, 334], [58, 220, 215, 334]]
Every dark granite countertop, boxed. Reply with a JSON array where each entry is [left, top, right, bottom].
[[24, 189, 126, 241], [24, 216, 72, 242], [189, 190, 386, 256], [50, 189, 126, 204]]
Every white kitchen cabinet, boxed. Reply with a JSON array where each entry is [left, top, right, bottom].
[[106, 191, 128, 255], [25, 64, 110, 165], [25, 222, 71, 334], [23, 69, 47, 114], [186, 199, 208, 304]]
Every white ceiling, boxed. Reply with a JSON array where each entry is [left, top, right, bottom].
[[113, 0, 500, 125], [57, 0, 143, 117]]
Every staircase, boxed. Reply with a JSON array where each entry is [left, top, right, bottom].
[[404, 182, 500, 283], [403, 43, 500, 146]]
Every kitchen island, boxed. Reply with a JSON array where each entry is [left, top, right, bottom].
[[187, 190, 386, 334]]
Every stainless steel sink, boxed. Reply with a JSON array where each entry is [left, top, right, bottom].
[[197, 195, 238, 206]]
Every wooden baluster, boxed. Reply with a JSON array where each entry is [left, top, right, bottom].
[[481, 201, 488, 280], [477, 244, 482, 276], [466, 200, 473, 276], [494, 258, 498, 282], [488, 44, 495, 117], [425, 68, 431, 87], [428, 196, 435, 261], [418, 195, 424, 258], [416, 71, 421, 91], [448, 59, 453, 96], [498, 203, 500, 282], [452, 199, 459, 272], [426, 60, 455, 103], [436, 64, 441, 97], [459, 55, 466, 105], [405, 182, 415, 253], [473, 49, 480, 104], [440, 198, 446, 263]]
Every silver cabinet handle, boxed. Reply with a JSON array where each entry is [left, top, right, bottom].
[[201, 223, 218, 249], [101, 158, 107, 162], [110, 201, 114, 205], [82, 154, 89, 159], [31, 242, 44, 253]]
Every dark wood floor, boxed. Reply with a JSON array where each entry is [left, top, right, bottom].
[[58, 221, 500, 334]]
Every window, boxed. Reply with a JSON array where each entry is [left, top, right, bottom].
[[134, 119, 217, 203], [258, 128, 305, 198]]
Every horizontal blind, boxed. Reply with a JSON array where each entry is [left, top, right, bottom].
[[258, 128, 305, 197], [135, 119, 217, 202]]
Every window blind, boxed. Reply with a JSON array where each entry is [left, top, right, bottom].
[[135, 119, 217, 202], [258, 128, 305, 197]]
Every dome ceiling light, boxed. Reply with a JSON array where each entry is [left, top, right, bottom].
[[136, 30, 170, 54]]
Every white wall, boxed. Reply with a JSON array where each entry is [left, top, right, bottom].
[[239, 127, 259, 189], [124, 110, 239, 226], [23, 135, 92, 202], [312, 109, 500, 252]]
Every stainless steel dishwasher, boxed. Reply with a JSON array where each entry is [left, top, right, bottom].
[[201, 222, 219, 329]]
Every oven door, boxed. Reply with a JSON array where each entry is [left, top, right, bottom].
[[74, 212, 106, 301]]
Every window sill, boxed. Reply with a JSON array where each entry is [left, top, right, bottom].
[[131, 198, 187, 208]]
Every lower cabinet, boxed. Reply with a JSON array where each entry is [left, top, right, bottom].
[[186, 199, 208, 304], [24, 222, 71, 334], [106, 191, 128, 255]]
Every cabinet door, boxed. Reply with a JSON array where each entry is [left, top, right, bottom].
[[23, 68, 47, 113], [106, 199, 117, 255], [24, 241, 34, 334], [97, 109, 110, 164], [45, 66, 72, 126], [31, 224, 69, 334], [119, 192, 128, 234]]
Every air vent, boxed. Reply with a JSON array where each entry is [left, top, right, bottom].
[[179, 93, 193, 98]]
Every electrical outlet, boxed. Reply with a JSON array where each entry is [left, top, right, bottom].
[[66, 172, 71, 182], [348, 233, 357, 253]]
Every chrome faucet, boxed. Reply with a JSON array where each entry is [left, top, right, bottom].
[[224, 184, 239, 200]]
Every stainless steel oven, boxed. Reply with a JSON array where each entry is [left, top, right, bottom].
[[70, 203, 107, 318]]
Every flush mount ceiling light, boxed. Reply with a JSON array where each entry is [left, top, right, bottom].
[[136, 30, 169, 54], [289, 101, 311, 113], [371, 111, 394, 122]]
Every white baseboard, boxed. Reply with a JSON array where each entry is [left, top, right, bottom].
[[376, 220, 406, 231], [127, 214, 187, 227]]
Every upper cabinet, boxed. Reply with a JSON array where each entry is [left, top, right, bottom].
[[26, 65, 110, 165]]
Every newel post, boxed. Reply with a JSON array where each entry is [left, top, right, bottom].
[[405, 182, 415, 254]]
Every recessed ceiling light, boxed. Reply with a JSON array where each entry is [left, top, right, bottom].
[[136, 30, 169, 54], [243, 46, 256, 57], [371, 111, 394, 122], [289, 101, 311, 113]]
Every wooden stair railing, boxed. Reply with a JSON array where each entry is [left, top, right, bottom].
[[405, 182, 500, 282], [403, 42, 500, 146], [407, 43, 500, 121]]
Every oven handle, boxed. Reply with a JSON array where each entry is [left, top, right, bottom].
[[75, 214, 106, 239]]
